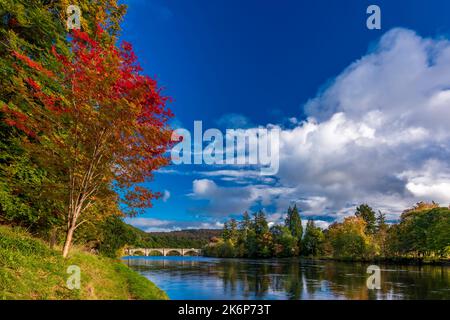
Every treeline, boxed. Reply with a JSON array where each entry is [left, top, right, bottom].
[[204, 202, 450, 261]]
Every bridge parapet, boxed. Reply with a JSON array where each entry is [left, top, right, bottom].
[[126, 248, 202, 256]]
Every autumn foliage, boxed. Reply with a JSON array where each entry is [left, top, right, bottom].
[[3, 26, 173, 257]]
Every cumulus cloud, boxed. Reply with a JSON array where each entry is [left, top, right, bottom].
[[187, 28, 450, 222], [125, 217, 224, 232], [276, 28, 450, 217], [401, 159, 450, 203], [190, 179, 295, 216]]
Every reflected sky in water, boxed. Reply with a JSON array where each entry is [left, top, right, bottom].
[[123, 256, 450, 300]]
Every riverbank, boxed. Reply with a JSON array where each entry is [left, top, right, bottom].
[[0, 225, 168, 300], [202, 253, 450, 266], [316, 255, 450, 266]]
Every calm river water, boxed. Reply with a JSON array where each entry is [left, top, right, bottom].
[[123, 256, 450, 300]]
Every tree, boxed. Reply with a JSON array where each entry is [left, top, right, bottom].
[[285, 205, 303, 243], [96, 215, 138, 258], [375, 211, 389, 256], [376, 211, 387, 232], [3, 28, 173, 257], [355, 204, 377, 235], [326, 216, 376, 259], [402, 201, 439, 217], [239, 211, 251, 238], [222, 221, 230, 241], [233, 211, 251, 255], [223, 218, 238, 243], [302, 220, 325, 256], [391, 206, 450, 258], [0, 0, 70, 240], [271, 225, 297, 257], [1, 0, 127, 246], [253, 210, 272, 257], [0, 125, 64, 234]]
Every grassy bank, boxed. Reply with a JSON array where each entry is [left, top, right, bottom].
[[0, 225, 168, 300]]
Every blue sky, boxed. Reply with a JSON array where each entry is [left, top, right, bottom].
[[119, 0, 450, 231]]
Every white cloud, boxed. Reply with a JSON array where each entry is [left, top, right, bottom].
[[187, 28, 450, 222], [406, 182, 450, 203], [197, 169, 277, 184], [313, 220, 331, 230], [274, 28, 450, 218], [288, 117, 299, 125], [401, 159, 450, 203], [162, 190, 171, 202], [216, 113, 252, 128], [125, 217, 224, 232], [190, 178, 295, 216], [128, 218, 173, 228], [192, 179, 217, 196]]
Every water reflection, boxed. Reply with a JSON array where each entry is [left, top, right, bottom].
[[123, 257, 450, 300]]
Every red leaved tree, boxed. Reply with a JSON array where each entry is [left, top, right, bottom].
[[3, 27, 173, 257]]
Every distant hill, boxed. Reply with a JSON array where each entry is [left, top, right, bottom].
[[144, 229, 222, 248], [127, 225, 222, 248], [148, 229, 221, 237]]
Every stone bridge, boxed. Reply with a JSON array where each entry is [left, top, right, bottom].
[[126, 248, 202, 256]]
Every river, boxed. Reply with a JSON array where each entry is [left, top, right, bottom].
[[123, 256, 450, 300]]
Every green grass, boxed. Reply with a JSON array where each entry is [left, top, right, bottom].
[[0, 225, 168, 300]]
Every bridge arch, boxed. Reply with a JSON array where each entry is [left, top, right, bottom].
[[131, 249, 144, 256], [183, 249, 200, 256], [165, 249, 182, 256], [147, 249, 165, 256]]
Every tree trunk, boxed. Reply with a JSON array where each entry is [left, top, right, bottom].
[[62, 225, 75, 258], [63, 199, 84, 258]]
